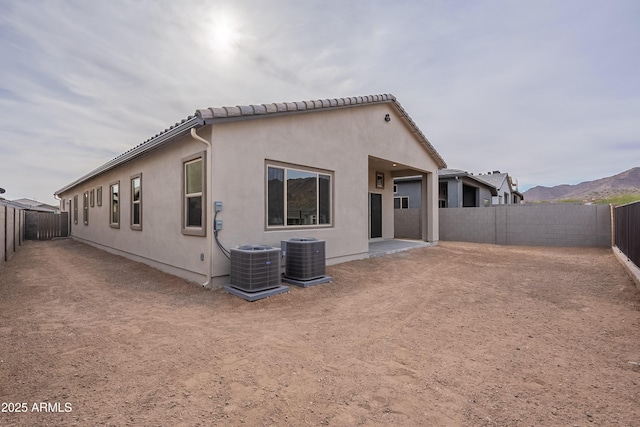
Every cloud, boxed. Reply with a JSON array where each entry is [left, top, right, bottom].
[[1, 0, 639, 203]]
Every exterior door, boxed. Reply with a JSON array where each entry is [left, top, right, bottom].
[[370, 193, 382, 239]]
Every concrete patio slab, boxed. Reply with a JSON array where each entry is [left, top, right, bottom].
[[368, 239, 435, 258]]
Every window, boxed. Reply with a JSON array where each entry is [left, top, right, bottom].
[[97, 186, 102, 207], [393, 184, 398, 194], [267, 164, 332, 227], [394, 196, 409, 209], [73, 195, 78, 224], [90, 189, 95, 207], [83, 191, 89, 225], [182, 153, 206, 236], [110, 181, 120, 228], [130, 173, 142, 230]]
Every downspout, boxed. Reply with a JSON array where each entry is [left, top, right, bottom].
[[190, 128, 213, 287]]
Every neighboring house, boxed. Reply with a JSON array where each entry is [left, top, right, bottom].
[[437, 169, 499, 208], [395, 168, 524, 209], [393, 177, 423, 210], [2, 198, 59, 213], [54, 94, 447, 287], [474, 171, 524, 205]]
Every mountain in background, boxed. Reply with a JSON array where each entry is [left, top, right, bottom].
[[523, 167, 640, 203]]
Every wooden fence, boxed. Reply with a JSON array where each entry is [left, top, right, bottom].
[[2, 205, 25, 264], [24, 212, 69, 240]]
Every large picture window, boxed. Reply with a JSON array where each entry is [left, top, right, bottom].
[[110, 181, 120, 228], [130, 173, 142, 230], [182, 152, 206, 236], [267, 164, 332, 228]]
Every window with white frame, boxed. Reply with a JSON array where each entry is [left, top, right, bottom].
[[267, 164, 332, 227], [394, 196, 409, 209], [182, 153, 206, 236], [110, 181, 120, 228], [131, 173, 142, 230]]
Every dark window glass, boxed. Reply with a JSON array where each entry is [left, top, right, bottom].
[[187, 196, 202, 227], [319, 174, 330, 224], [133, 204, 140, 225], [74, 195, 78, 224], [267, 167, 284, 226], [287, 169, 317, 225], [83, 192, 89, 224]]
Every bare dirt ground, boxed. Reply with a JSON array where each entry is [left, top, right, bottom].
[[1, 239, 639, 426]]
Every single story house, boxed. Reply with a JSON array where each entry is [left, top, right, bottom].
[[8, 198, 60, 213], [55, 94, 447, 287]]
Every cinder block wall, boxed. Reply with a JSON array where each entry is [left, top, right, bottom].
[[394, 208, 422, 239], [439, 204, 611, 247]]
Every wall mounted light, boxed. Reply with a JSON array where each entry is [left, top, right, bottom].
[[384, 114, 391, 122]]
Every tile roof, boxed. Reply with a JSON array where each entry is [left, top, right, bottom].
[[196, 94, 392, 121], [195, 93, 446, 168], [56, 93, 445, 195]]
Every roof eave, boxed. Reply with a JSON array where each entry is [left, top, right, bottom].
[[55, 116, 204, 195], [388, 101, 447, 169]]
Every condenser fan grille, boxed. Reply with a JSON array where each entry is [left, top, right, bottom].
[[230, 245, 281, 292], [283, 238, 326, 281]]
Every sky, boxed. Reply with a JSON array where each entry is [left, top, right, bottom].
[[1, 0, 639, 206]]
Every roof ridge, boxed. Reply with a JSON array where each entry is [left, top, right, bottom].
[[195, 93, 395, 120]]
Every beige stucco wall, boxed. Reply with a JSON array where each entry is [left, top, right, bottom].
[[59, 134, 211, 283], [59, 102, 441, 286]]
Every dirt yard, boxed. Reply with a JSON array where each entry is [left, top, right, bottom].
[[0, 239, 639, 426]]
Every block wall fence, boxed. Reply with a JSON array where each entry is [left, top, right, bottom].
[[438, 204, 612, 247]]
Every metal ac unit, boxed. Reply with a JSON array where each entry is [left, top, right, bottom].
[[282, 238, 326, 281], [230, 245, 281, 292]]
